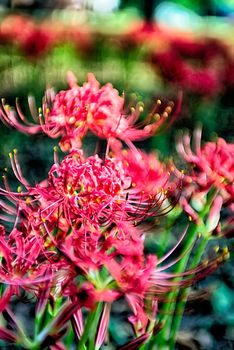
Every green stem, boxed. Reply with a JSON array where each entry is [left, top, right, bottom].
[[77, 303, 102, 350], [88, 303, 103, 350], [155, 223, 198, 349], [168, 238, 208, 350]]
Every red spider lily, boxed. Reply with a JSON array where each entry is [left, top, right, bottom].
[[0, 15, 56, 59], [116, 148, 175, 195], [0, 224, 57, 306], [151, 50, 221, 96], [170, 37, 228, 62], [176, 129, 234, 202], [0, 72, 177, 152], [0, 148, 176, 234]]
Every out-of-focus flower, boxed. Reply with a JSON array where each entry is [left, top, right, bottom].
[[176, 128, 234, 234], [150, 36, 234, 96], [177, 129, 234, 201], [151, 50, 221, 96], [0, 15, 56, 58]]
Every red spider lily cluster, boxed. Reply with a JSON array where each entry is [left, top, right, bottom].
[[0, 73, 233, 349]]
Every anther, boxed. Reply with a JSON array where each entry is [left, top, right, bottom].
[[153, 113, 160, 121], [223, 247, 230, 260], [165, 106, 172, 114], [138, 106, 144, 113]]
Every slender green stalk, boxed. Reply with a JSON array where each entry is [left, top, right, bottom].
[[88, 303, 103, 350], [77, 303, 102, 350], [65, 323, 75, 348], [167, 188, 218, 349], [168, 238, 208, 350], [155, 224, 198, 349]]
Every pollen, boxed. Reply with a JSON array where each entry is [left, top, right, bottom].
[[165, 106, 172, 114], [96, 197, 101, 204], [138, 101, 144, 108], [223, 247, 230, 260], [17, 186, 22, 192], [138, 106, 144, 113], [153, 113, 161, 121], [69, 116, 76, 124], [87, 111, 93, 122]]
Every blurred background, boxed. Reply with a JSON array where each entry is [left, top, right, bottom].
[[0, 1, 234, 349]]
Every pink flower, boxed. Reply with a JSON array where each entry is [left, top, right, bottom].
[[0, 224, 54, 311], [151, 50, 221, 96], [0, 72, 177, 152], [0, 148, 173, 234], [0, 15, 55, 59], [177, 129, 234, 202], [117, 148, 170, 192]]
